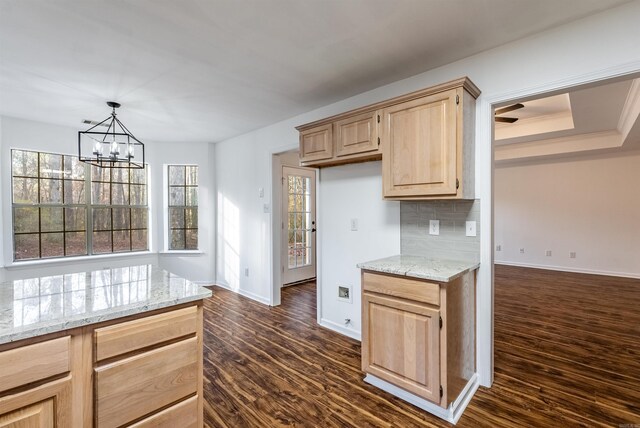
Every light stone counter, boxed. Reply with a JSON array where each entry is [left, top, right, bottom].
[[357, 255, 479, 283], [0, 265, 212, 345]]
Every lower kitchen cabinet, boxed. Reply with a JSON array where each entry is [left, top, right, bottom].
[[0, 377, 72, 427], [361, 269, 476, 408]]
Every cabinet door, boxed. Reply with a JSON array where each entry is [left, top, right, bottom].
[[299, 124, 333, 163], [382, 89, 458, 198], [0, 399, 54, 428], [335, 111, 379, 157], [362, 292, 441, 404], [0, 377, 72, 428]]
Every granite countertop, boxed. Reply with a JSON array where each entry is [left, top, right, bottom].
[[357, 255, 479, 283], [0, 265, 212, 345]]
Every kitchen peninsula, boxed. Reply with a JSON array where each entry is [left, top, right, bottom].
[[0, 265, 211, 427]]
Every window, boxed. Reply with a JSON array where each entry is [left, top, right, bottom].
[[11, 149, 148, 261], [167, 165, 198, 250]]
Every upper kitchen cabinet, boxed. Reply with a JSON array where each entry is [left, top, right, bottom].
[[299, 124, 333, 164], [335, 111, 379, 157], [382, 79, 479, 200]]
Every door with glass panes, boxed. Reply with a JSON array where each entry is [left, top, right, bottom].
[[282, 166, 316, 285]]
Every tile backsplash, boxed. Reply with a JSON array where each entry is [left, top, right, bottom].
[[400, 200, 480, 262]]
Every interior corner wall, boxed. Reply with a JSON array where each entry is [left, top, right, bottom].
[[494, 151, 640, 278]]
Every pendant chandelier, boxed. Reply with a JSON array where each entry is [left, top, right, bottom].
[[78, 101, 145, 169]]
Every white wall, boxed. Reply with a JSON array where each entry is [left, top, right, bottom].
[[213, 0, 640, 387], [318, 162, 400, 339], [0, 116, 215, 283], [495, 151, 640, 278]]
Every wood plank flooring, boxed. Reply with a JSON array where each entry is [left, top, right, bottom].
[[203, 266, 640, 427]]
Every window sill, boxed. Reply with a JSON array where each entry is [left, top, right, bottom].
[[158, 250, 204, 257], [4, 251, 155, 270]]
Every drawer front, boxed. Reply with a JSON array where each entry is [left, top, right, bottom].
[[0, 336, 70, 394], [94, 305, 197, 361], [95, 337, 198, 428], [128, 396, 198, 428], [362, 271, 440, 306]]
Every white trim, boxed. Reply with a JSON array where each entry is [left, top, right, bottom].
[[4, 251, 155, 269], [158, 250, 205, 256], [618, 78, 640, 140], [478, 60, 640, 390], [364, 373, 479, 425], [494, 260, 640, 279], [319, 318, 361, 341], [215, 280, 271, 305]]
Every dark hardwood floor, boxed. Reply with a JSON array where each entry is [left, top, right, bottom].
[[203, 266, 640, 427]]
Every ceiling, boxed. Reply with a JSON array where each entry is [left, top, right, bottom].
[[0, 0, 631, 143]]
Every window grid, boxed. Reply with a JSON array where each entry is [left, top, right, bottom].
[[11, 149, 148, 261], [167, 165, 198, 251]]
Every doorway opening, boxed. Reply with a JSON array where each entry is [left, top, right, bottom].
[[491, 74, 640, 424]]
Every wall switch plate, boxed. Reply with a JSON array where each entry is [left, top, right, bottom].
[[259, 187, 264, 198], [350, 218, 358, 231], [520, 248, 525, 254], [263, 203, 270, 213], [244, 267, 249, 277], [338, 285, 352, 303], [429, 220, 440, 235], [496, 245, 502, 251], [570, 252, 577, 259], [546, 250, 552, 257], [465, 221, 477, 237]]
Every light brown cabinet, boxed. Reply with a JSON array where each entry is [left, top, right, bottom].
[[296, 77, 479, 200], [0, 303, 204, 428], [361, 269, 476, 407]]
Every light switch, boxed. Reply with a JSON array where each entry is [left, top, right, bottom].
[[429, 220, 440, 235], [465, 221, 477, 237], [259, 187, 264, 198], [350, 218, 358, 231]]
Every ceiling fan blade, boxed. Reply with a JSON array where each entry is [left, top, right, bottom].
[[495, 103, 524, 116], [495, 116, 518, 123]]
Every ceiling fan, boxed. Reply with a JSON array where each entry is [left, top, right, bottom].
[[495, 103, 524, 123]]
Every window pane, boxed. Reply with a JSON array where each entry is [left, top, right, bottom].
[[288, 230, 294, 246], [92, 231, 112, 254], [170, 229, 185, 250], [39, 179, 63, 204], [112, 183, 129, 205], [169, 187, 185, 206], [41, 207, 64, 232], [130, 168, 146, 184], [186, 166, 198, 185], [186, 229, 198, 250], [113, 230, 131, 252], [131, 208, 147, 229], [14, 207, 39, 233], [92, 182, 111, 204], [41, 233, 64, 258], [92, 208, 112, 231], [91, 165, 110, 182], [288, 177, 295, 193], [63, 156, 84, 180], [64, 180, 85, 204], [186, 188, 198, 206], [185, 208, 198, 229], [169, 208, 184, 228], [288, 247, 295, 268], [65, 207, 86, 231], [130, 185, 146, 205], [111, 167, 129, 183], [169, 166, 185, 185], [15, 234, 39, 260], [131, 229, 148, 251], [65, 232, 87, 256], [13, 177, 39, 203], [12, 150, 38, 177], [40, 153, 63, 178], [112, 207, 130, 230]]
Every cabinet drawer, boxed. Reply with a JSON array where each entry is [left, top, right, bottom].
[[0, 336, 70, 394], [362, 271, 440, 306], [128, 396, 198, 428], [94, 305, 197, 361], [95, 337, 198, 428]]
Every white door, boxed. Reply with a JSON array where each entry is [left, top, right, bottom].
[[282, 166, 316, 285]]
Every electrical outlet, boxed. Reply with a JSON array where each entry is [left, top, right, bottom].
[[263, 203, 270, 213], [429, 220, 440, 235], [465, 221, 477, 237], [546, 250, 552, 257], [520, 248, 525, 254], [496, 245, 502, 251], [338, 285, 352, 303], [350, 218, 358, 231], [570, 252, 576, 259]]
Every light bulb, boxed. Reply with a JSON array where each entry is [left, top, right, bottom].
[[92, 139, 103, 156], [110, 140, 119, 156], [127, 143, 135, 159]]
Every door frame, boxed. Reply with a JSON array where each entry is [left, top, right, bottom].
[[479, 63, 640, 388]]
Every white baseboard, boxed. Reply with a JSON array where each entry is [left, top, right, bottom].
[[364, 373, 479, 425], [319, 318, 361, 341], [193, 280, 216, 286], [495, 260, 640, 279], [214, 282, 271, 305]]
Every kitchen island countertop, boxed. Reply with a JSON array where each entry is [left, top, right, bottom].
[[357, 254, 479, 283]]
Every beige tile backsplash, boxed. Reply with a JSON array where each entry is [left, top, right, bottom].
[[400, 200, 480, 262]]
